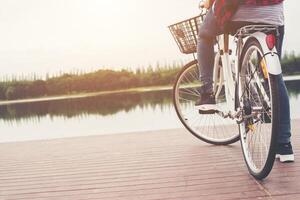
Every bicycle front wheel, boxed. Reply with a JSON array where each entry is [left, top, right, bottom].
[[173, 60, 240, 145], [239, 38, 280, 179]]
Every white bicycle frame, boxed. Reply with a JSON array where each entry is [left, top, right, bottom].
[[217, 34, 236, 112], [213, 27, 282, 115]]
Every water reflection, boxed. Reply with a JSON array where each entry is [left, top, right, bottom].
[[0, 80, 299, 143], [286, 81, 300, 98], [0, 90, 173, 121], [0, 81, 300, 122]]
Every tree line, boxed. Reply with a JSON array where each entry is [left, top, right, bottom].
[[281, 52, 300, 75], [0, 64, 180, 100], [0, 54, 299, 101]]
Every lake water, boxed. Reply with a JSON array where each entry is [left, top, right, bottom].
[[0, 79, 300, 143]]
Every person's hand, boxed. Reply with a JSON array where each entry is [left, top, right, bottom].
[[199, 0, 211, 9]]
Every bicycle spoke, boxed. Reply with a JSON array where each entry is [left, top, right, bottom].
[[239, 44, 278, 178], [179, 89, 200, 98], [174, 61, 239, 144]]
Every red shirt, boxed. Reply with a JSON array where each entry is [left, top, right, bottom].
[[213, 0, 284, 30], [243, 0, 284, 5]]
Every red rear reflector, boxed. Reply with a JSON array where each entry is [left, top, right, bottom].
[[266, 34, 276, 50]]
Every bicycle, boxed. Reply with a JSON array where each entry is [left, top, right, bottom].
[[168, 7, 282, 179]]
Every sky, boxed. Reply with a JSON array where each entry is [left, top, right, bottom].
[[0, 0, 299, 78]]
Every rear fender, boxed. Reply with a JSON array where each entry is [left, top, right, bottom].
[[246, 32, 282, 75]]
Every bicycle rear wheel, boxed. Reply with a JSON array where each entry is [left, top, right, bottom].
[[239, 38, 280, 179], [173, 60, 240, 145]]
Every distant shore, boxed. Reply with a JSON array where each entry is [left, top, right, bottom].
[[0, 85, 173, 106], [0, 74, 299, 106], [0, 54, 299, 102]]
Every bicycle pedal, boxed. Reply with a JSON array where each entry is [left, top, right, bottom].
[[199, 109, 217, 114]]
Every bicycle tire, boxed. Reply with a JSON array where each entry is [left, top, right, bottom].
[[173, 60, 240, 145], [238, 37, 280, 179]]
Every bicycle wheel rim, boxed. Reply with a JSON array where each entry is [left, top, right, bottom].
[[239, 40, 279, 179]]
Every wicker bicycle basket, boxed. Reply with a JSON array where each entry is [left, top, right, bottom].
[[168, 15, 205, 54]]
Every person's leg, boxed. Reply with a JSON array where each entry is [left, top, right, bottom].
[[196, 18, 257, 111], [197, 18, 253, 95], [276, 26, 284, 59], [275, 25, 294, 162], [197, 9, 222, 94], [277, 74, 291, 144], [276, 26, 292, 144]]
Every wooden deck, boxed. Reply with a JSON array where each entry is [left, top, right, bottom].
[[0, 120, 299, 200]]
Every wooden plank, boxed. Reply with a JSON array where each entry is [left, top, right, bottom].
[[0, 119, 299, 199]]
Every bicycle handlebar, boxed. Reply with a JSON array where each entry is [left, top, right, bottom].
[[198, 0, 209, 16]]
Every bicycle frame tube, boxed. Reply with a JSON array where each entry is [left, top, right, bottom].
[[218, 34, 236, 112]]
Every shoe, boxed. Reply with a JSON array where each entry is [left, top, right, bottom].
[[276, 142, 295, 163], [195, 93, 217, 114]]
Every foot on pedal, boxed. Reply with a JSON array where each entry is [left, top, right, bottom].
[[195, 93, 217, 114]]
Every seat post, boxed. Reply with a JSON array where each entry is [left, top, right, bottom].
[[224, 34, 229, 53]]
